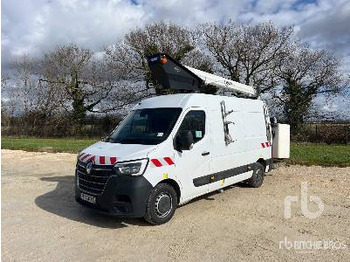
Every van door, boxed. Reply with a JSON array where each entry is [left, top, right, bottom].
[[173, 109, 211, 202], [208, 102, 252, 193]]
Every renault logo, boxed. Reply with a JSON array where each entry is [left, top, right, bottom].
[[86, 162, 93, 175]]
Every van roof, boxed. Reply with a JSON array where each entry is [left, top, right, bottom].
[[136, 93, 263, 110]]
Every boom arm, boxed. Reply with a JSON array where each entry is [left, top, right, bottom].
[[184, 66, 256, 97], [148, 53, 257, 98]]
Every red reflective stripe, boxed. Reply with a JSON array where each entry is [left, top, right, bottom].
[[81, 154, 90, 160], [261, 143, 266, 148], [89, 155, 95, 163], [110, 157, 117, 165], [151, 159, 163, 167], [164, 157, 174, 165], [99, 156, 105, 164], [265, 142, 269, 147]]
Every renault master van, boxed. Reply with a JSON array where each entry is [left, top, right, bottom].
[[75, 92, 274, 224], [75, 53, 280, 225]]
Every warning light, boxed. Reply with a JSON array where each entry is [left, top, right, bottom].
[[160, 57, 168, 64]]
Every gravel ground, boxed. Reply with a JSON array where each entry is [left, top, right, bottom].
[[1, 149, 350, 261]]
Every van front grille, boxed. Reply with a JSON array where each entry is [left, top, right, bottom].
[[76, 160, 114, 195]]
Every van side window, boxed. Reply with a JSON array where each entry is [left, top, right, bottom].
[[178, 111, 205, 143]]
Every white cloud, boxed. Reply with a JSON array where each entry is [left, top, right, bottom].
[[2, 0, 349, 72], [2, 0, 147, 68], [297, 0, 350, 72], [2, 0, 349, 119]]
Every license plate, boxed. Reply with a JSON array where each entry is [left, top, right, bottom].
[[80, 192, 96, 204]]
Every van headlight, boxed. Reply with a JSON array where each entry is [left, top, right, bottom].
[[114, 159, 149, 176]]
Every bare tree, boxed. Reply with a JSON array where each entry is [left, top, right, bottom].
[[181, 48, 214, 72], [1, 73, 11, 130], [274, 45, 345, 133], [1, 55, 66, 136], [105, 21, 201, 94], [1, 55, 42, 124], [14, 55, 37, 115], [39, 44, 118, 124], [201, 21, 293, 95]]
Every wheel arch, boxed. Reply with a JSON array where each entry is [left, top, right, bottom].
[[256, 158, 266, 169], [158, 179, 181, 204]]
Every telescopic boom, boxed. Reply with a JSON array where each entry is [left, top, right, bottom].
[[148, 53, 257, 98]]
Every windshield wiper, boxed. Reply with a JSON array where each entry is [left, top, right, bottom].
[[104, 136, 116, 143], [124, 138, 146, 144]]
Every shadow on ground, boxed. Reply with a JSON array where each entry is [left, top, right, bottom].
[[35, 175, 255, 228], [35, 175, 149, 229]]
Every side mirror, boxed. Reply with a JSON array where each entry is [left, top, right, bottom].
[[270, 117, 277, 126], [174, 131, 194, 152]]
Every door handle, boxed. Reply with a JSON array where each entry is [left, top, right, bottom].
[[202, 151, 210, 156]]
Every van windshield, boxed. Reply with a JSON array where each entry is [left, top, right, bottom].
[[105, 108, 182, 145]]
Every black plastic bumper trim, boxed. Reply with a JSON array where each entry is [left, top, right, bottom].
[[75, 174, 153, 218]]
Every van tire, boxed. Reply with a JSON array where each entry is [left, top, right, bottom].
[[247, 162, 264, 188], [144, 183, 177, 225]]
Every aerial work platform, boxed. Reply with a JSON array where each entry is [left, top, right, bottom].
[[148, 53, 257, 98]]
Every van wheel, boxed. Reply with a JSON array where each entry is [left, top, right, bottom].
[[247, 162, 264, 188], [144, 183, 177, 225]]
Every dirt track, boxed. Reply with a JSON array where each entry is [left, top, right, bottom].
[[1, 149, 350, 261]]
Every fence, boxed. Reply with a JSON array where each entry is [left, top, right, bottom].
[[292, 123, 350, 144], [1, 115, 122, 138]]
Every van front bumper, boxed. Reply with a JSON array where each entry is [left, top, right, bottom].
[[75, 173, 153, 218]]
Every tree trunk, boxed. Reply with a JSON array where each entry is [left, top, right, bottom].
[[71, 73, 86, 127]]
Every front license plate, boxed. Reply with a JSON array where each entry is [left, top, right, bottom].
[[80, 192, 96, 204]]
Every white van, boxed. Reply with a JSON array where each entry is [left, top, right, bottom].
[[75, 53, 286, 224], [75, 93, 273, 224]]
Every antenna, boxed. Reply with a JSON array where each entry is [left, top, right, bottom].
[[148, 53, 257, 98]]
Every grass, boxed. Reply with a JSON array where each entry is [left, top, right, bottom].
[[1, 137, 99, 153], [287, 143, 350, 167], [1, 137, 350, 167]]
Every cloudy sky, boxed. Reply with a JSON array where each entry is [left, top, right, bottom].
[[1, 0, 350, 117], [2, 0, 350, 69]]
